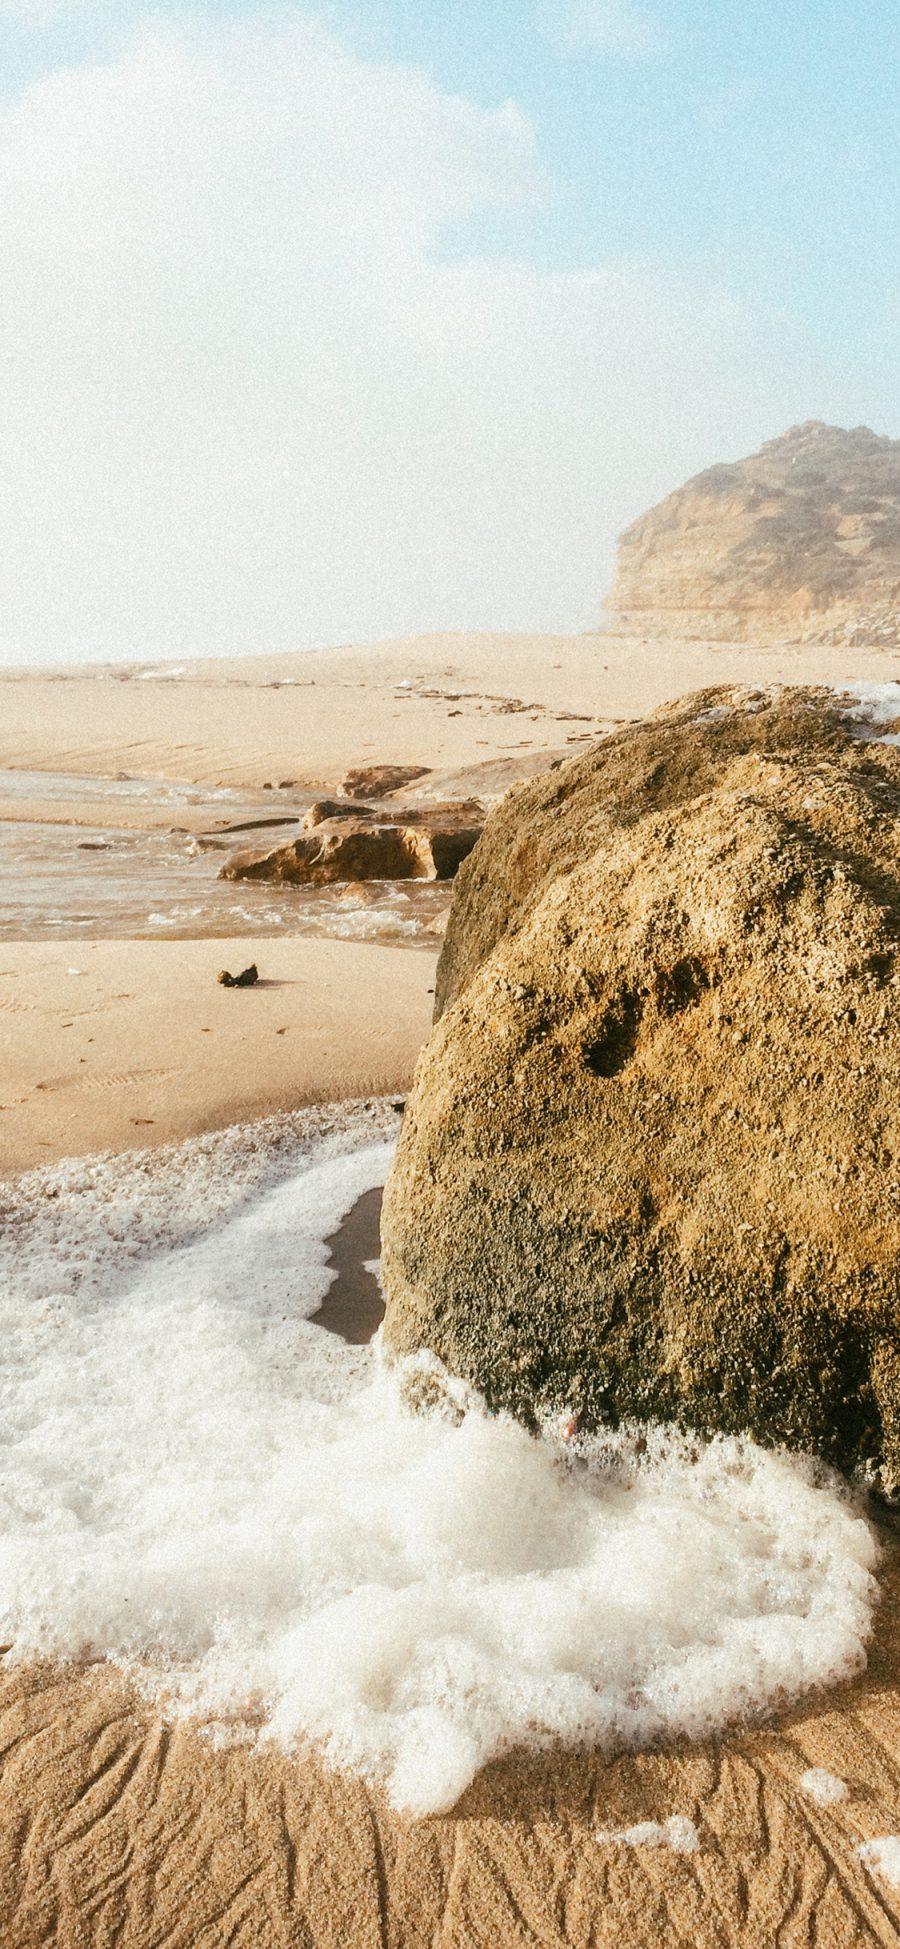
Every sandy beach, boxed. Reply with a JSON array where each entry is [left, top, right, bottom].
[[0, 936, 434, 1175], [3, 629, 900, 796], [2, 1531, 900, 1948], [5, 0, 899, 1928], [3, 629, 900, 1947]]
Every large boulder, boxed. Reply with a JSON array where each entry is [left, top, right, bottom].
[[380, 685, 900, 1489]]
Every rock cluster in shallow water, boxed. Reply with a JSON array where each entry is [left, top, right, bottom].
[[381, 684, 900, 1490], [220, 798, 483, 885]]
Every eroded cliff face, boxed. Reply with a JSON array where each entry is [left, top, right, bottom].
[[610, 421, 900, 645], [381, 686, 900, 1489]]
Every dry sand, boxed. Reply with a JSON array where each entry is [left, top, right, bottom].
[[2, 628, 900, 795], [4, 629, 900, 1946]]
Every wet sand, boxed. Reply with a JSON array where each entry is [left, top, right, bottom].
[[2, 1527, 899, 1948], [317, 1185, 386, 1343]]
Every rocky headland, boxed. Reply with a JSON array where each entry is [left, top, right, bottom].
[[610, 421, 900, 646], [381, 684, 900, 1491]]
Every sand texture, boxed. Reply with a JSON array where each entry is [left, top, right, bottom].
[[0, 937, 433, 1174], [0, 1523, 899, 1948]]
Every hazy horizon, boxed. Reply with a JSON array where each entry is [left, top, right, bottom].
[[1, 1, 898, 670]]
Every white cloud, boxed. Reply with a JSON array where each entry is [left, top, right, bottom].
[[558, 0, 665, 59], [0, 11, 817, 665]]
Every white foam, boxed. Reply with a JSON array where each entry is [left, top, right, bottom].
[[858, 1837, 900, 1887], [840, 681, 900, 742], [0, 1107, 880, 1816], [799, 1766, 848, 1806], [596, 1816, 699, 1853]]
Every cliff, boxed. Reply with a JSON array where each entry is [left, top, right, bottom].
[[610, 421, 900, 645]]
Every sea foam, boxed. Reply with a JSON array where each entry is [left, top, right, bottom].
[[595, 1816, 699, 1853], [842, 680, 900, 741], [0, 1104, 880, 1815], [800, 1766, 848, 1806]]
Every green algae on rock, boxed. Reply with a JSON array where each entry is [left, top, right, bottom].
[[380, 685, 900, 1490]]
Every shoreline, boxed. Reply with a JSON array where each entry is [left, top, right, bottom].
[[3, 1101, 899, 1947]]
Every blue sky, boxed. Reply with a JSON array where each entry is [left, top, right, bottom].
[[331, 0, 900, 318], [0, 0, 897, 663]]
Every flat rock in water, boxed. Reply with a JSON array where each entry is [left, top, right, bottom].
[[381, 684, 900, 1490], [220, 804, 483, 884], [301, 798, 375, 827]]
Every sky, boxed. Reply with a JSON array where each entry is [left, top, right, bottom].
[[0, 1, 898, 667]]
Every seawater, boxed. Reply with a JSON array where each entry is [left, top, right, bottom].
[[0, 770, 448, 946]]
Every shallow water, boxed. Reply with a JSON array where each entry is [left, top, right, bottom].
[[0, 771, 449, 946], [0, 1102, 880, 1816], [0, 767, 244, 809]]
